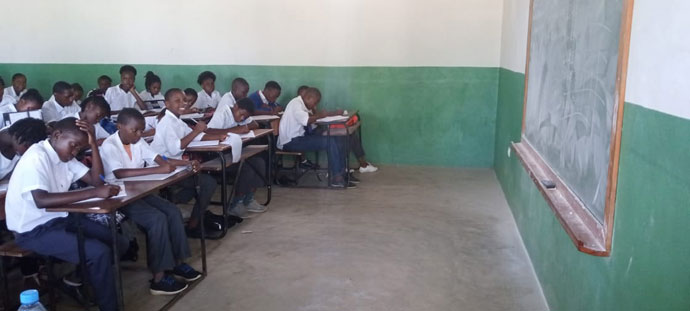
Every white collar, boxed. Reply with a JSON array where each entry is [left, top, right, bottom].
[[41, 139, 62, 165], [258, 90, 268, 104]]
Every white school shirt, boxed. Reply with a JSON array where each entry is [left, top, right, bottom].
[[194, 90, 220, 110], [105, 85, 138, 111], [99, 132, 159, 180], [5, 139, 89, 233], [0, 103, 17, 114], [4, 86, 26, 101], [139, 90, 164, 109], [0, 152, 20, 180], [0, 95, 17, 107], [61, 112, 110, 140], [150, 109, 202, 159], [144, 115, 159, 131], [208, 93, 253, 129], [41, 95, 81, 123], [277, 96, 310, 149]]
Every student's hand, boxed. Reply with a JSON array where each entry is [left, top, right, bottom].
[[129, 86, 138, 94], [273, 106, 284, 113], [189, 160, 201, 172], [317, 110, 328, 118], [238, 125, 250, 134], [187, 107, 199, 113], [193, 121, 208, 133], [75, 119, 96, 145], [156, 163, 176, 174], [95, 184, 121, 198]]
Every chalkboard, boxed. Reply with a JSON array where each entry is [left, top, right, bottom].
[[523, 0, 624, 222]]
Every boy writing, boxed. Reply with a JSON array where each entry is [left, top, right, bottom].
[[248, 81, 282, 116]]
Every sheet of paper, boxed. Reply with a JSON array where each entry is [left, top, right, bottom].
[[28, 110, 42, 120], [239, 130, 256, 139], [75, 187, 127, 204], [316, 115, 348, 123], [251, 115, 280, 121], [188, 140, 219, 148], [220, 133, 243, 163], [8, 112, 27, 124], [180, 113, 205, 120], [116, 166, 187, 182]]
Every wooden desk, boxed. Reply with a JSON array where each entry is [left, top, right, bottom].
[[314, 113, 360, 187], [45, 168, 206, 311]]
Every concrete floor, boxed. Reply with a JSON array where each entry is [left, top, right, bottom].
[[37, 166, 547, 311]]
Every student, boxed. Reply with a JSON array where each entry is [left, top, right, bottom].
[[60, 96, 111, 145], [100, 108, 202, 295], [71, 83, 84, 106], [278, 87, 353, 187], [4, 73, 27, 101], [217, 78, 250, 109], [87, 75, 113, 97], [194, 71, 220, 111], [0, 76, 17, 107], [0, 118, 47, 179], [248, 81, 282, 116], [207, 97, 267, 215], [151, 88, 226, 236], [139, 71, 165, 109], [5, 117, 127, 311], [104, 65, 147, 111], [0, 88, 43, 115], [42, 81, 79, 123]]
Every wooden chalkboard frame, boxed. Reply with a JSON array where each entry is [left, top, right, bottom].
[[513, 0, 635, 257]]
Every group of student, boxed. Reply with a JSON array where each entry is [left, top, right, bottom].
[[0, 65, 377, 311]]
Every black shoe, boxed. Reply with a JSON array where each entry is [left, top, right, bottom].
[[329, 181, 357, 188], [203, 211, 225, 232], [60, 280, 97, 308], [120, 239, 139, 262], [149, 275, 188, 296], [299, 159, 318, 169], [171, 263, 202, 282], [186, 225, 223, 240], [277, 175, 298, 186], [348, 173, 360, 184]]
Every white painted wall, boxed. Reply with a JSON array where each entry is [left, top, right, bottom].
[[625, 0, 690, 120], [0, 0, 502, 67], [499, 0, 531, 73]]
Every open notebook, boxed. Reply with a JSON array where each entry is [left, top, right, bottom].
[[116, 166, 188, 182], [76, 186, 127, 204]]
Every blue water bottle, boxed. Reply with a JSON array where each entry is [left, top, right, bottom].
[[17, 289, 47, 311]]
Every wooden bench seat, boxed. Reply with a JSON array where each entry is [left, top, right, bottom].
[[201, 145, 268, 172], [0, 241, 32, 258], [275, 150, 303, 156]]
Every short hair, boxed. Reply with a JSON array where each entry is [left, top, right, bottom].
[[119, 65, 137, 76], [8, 118, 47, 146], [12, 73, 25, 81], [304, 87, 321, 99], [53, 81, 72, 94], [236, 98, 255, 115], [81, 95, 111, 116], [144, 71, 161, 90], [71, 83, 84, 93], [231, 78, 249, 90], [164, 88, 183, 101], [297, 85, 309, 94], [264, 81, 281, 92], [52, 117, 85, 138], [197, 71, 216, 85], [20, 89, 44, 104], [98, 75, 112, 83], [184, 88, 198, 98], [117, 108, 145, 126]]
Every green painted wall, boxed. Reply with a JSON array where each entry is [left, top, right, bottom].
[[0, 64, 498, 167], [494, 68, 690, 310]]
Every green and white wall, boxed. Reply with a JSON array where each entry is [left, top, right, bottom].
[[0, 0, 504, 167], [495, 0, 690, 310]]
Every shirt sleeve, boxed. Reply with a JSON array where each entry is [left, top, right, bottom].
[[162, 122, 184, 156], [139, 141, 159, 165], [41, 104, 57, 123], [295, 109, 309, 127], [207, 108, 226, 129], [16, 154, 52, 194], [67, 158, 90, 183]]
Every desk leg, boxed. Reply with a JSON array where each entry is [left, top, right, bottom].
[[345, 125, 351, 185], [74, 214, 93, 310], [327, 126, 332, 187], [108, 213, 124, 311], [196, 177, 207, 274], [218, 151, 228, 237], [265, 134, 273, 206]]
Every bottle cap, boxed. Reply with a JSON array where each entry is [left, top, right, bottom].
[[20, 289, 40, 305]]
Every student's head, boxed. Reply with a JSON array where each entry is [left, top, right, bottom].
[[144, 71, 162, 95], [297, 85, 309, 97], [119, 65, 137, 92], [80, 96, 110, 125], [116, 108, 146, 145], [197, 71, 216, 94], [71, 83, 84, 101], [263, 81, 281, 103], [183, 88, 198, 107], [231, 78, 250, 100], [98, 75, 112, 90], [302, 87, 321, 110], [0, 77, 5, 98], [164, 88, 186, 115], [234, 98, 256, 123], [50, 117, 88, 162], [52, 81, 74, 106], [16, 89, 44, 111], [11, 73, 27, 94], [8, 118, 47, 156]]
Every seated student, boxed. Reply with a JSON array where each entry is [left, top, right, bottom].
[[218, 77, 250, 109], [5, 117, 127, 311], [0, 88, 43, 115], [42, 81, 80, 123], [139, 71, 165, 109], [194, 71, 221, 111], [87, 75, 113, 97], [151, 88, 226, 235], [71, 83, 84, 106], [100, 108, 202, 295], [278, 87, 353, 187], [4, 73, 27, 101], [0, 76, 17, 107], [60, 96, 111, 145], [207, 98, 267, 215], [183, 88, 199, 112], [105, 65, 147, 111], [248, 81, 282, 116]]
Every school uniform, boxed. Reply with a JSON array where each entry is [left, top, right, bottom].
[[139, 90, 165, 109], [0, 94, 16, 107], [105, 84, 138, 111], [208, 93, 253, 129], [100, 133, 191, 273], [4, 86, 26, 101], [151, 110, 217, 224], [278, 96, 345, 177], [194, 90, 220, 110], [6, 140, 127, 311], [41, 95, 81, 123], [0, 149, 19, 180], [0, 103, 17, 114], [62, 112, 110, 140], [248, 90, 278, 112]]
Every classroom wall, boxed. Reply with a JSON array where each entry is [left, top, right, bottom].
[[0, 0, 503, 167], [494, 0, 690, 310]]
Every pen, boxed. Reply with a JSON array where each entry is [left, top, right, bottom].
[[161, 155, 168, 161]]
